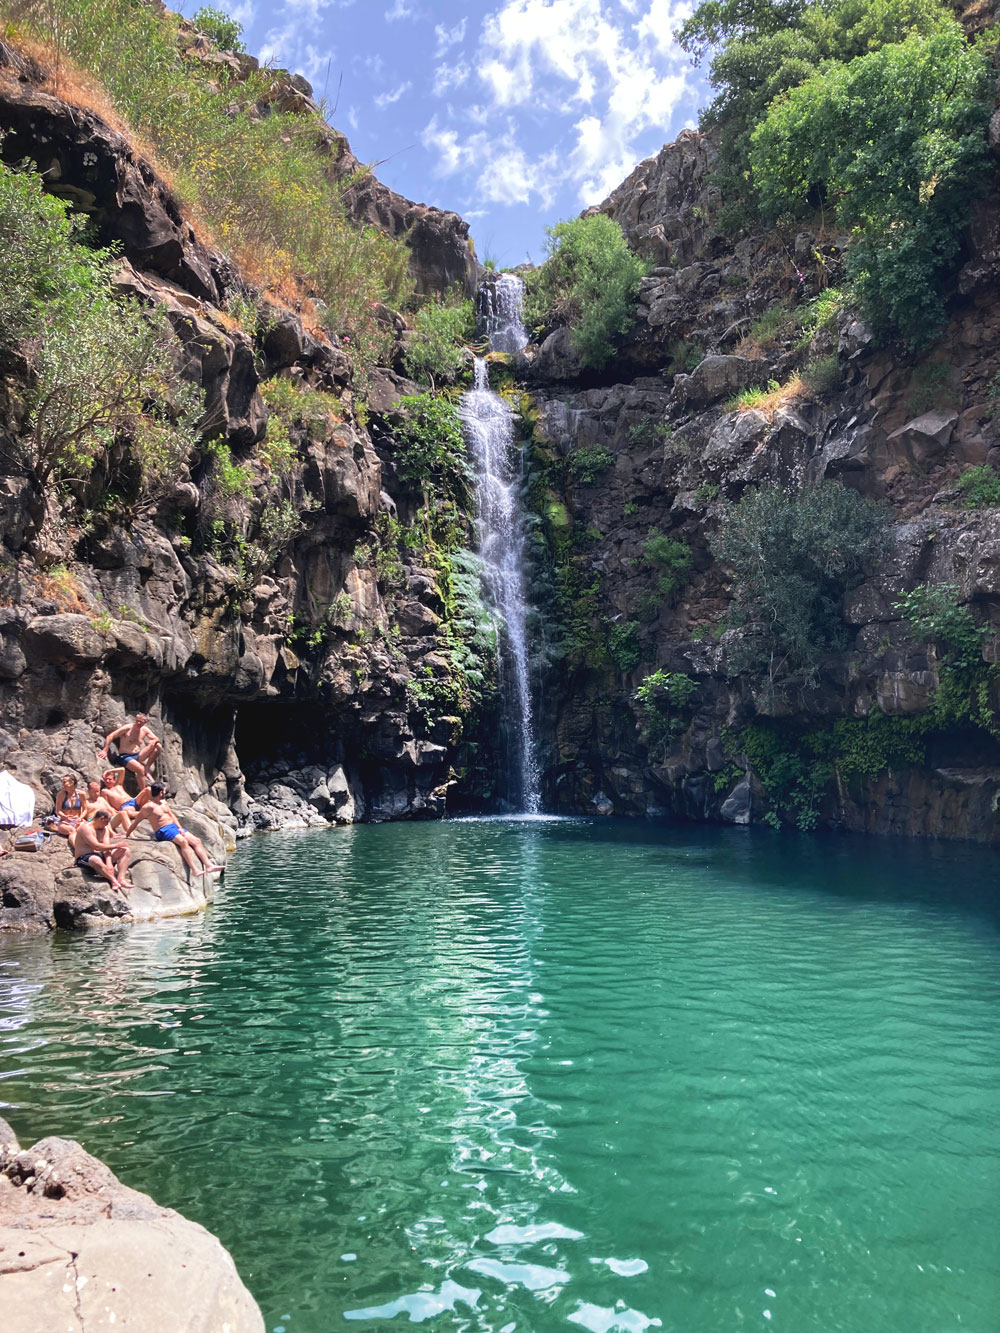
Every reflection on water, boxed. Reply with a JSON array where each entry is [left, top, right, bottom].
[[1, 821, 999, 1332]]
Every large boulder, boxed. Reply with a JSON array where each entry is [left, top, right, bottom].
[[0, 1119, 263, 1333], [0, 806, 228, 932], [674, 355, 770, 408]]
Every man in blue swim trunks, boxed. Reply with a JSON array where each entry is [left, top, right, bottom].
[[125, 784, 224, 878], [74, 809, 132, 896], [98, 713, 163, 783], [100, 768, 151, 833]]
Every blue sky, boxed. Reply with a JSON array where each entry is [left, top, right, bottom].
[[179, 1, 708, 267]]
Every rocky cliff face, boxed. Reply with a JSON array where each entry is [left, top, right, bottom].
[[3, 18, 999, 940], [0, 41, 497, 930], [513, 128, 1000, 842]]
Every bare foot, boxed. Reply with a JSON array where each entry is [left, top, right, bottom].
[[204, 863, 225, 875]]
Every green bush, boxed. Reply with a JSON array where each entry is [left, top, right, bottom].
[[260, 376, 340, 441], [568, 443, 614, 484], [642, 529, 692, 599], [523, 215, 648, 368], [192, 5, 245, 53], [608, 619, 641, 672], [636, 669, 698, 748], [800, 356, 841, 396], [402, 297, 474, 386], [896, 583, 985, 669], [710, 482, 890, 680], [393, 393, 471, 499], [677, 0, 958, 218], [954, 465, 1000, 510], [749, 25, 994, 345], [0, 158, 198, 492]]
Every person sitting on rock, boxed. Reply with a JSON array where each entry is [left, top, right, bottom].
[[98, 713, 163, 783], [125, 783, 224, 878], [74, 808, 132, 896], [52, 774, 84, 839], [101, 768, 150, 833]]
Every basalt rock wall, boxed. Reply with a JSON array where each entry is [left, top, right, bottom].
[[0, 48, 498, 930], [515, 127, 1000, 843]]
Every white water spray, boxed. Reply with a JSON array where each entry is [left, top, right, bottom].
[[477, 272, 527, 355], [460, 276, 539, 811]]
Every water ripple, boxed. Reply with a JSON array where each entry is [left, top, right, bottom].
[[0, 822, 998, 1331]]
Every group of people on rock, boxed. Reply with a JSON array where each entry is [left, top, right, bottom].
[[46, 713, 223, 896]]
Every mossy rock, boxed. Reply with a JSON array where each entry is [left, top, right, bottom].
[[544, 496, 571, 531]]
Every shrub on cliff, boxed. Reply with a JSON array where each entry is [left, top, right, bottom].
[[8, 0, 412, 383], [0, 159, 197, 493], [711, 482, 890, 683], [393, 393, 471, 504], [402, 297, 474, 386], [193, 5, 245, 53], [523, 215, 648, 369], [750, 26, 994, 346], [677, 0, 957, 212]]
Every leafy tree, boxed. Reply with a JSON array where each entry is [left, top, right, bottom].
[[0, 160, 198, 493], [710, 482, 890, 682], [678, 0, 956, 205], [193, 5, 246, 54], [523, 215, 648, 368], [750, 26, 994, 344]]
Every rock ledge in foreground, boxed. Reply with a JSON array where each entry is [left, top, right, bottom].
[[0, 1118, 264, 1332]]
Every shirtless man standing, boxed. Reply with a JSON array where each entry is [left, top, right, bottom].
[[101, 768, 150, 833], [74, 808, 132, 896], [98, 713, 162, 783], [125, 783, 224, 878]]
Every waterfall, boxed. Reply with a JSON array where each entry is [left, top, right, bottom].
[[460, 276, 539, 812], [476, 272, 527, 355]]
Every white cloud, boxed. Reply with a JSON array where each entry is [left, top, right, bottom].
[[347, 105, 359, 129], [445, 0, 696, 206], [258, 0, 338, 75], [374, 80, 412, 109], [432, 59, 470, 97], [422, 116, 559, 208], [385, 0, 417, 20], [434, 17, 467, 55]]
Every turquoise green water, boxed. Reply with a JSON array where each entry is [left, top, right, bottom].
[[1, 819, 999, 1331]]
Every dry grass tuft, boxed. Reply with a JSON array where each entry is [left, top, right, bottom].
[[725, 375, 806, 421]]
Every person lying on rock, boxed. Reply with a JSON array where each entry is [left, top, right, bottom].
[[98, 713, 163, 783], [52, 774, 84, 839], [125, 784, 224, 878], [74, 809, 132, 896], [101, 768, 151, 833]]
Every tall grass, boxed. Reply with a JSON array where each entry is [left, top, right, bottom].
[[2, 0, 413, 380]]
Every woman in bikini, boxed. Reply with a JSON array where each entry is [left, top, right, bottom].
[[52, 774, 84, 839]]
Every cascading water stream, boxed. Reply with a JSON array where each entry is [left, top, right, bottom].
[[460, 275, 540, 812], [476, 272, 527, 354]]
